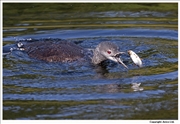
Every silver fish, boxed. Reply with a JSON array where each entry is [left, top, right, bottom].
[[128, 50, 142, 67]]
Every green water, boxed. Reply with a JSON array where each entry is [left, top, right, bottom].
[[3, 3, 178, 120], [3, 3, 178, 37]]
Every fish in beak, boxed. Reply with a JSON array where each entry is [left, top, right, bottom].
[[128, 50, 142, 67]]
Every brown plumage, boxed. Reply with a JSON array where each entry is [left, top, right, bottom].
[[24, 41, 85, 62], [23, 41, 128, 69]]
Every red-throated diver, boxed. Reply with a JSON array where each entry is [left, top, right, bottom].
[[23, 41, 128, 69]]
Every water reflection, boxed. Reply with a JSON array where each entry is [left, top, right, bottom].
[[3, 3, 178, 119]]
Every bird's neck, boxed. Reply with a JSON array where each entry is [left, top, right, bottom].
[[92, 48, 106, 64]]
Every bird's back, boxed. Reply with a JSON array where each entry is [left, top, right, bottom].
[[24, 41, 85, 62]]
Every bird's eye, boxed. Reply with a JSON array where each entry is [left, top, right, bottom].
[[107, 50, 111, 54]]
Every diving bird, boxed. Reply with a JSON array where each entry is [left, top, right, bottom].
[[21, 41, 128, 69]]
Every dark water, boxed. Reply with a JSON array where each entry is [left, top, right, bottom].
[[3, 3, 178, 120]]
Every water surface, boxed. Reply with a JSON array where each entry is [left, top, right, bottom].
[[3, 3, 178, 120]]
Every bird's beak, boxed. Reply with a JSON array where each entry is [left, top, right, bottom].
[[115, 52, 128, 69]]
